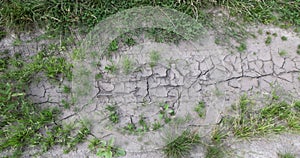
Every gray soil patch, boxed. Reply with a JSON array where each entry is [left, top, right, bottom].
[[1, 26, 300, 158]]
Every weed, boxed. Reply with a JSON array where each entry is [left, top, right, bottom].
[[257, 29, 263, 35], [279, 50, 288, 56], [205, 145, 225, 158], [297, 45, 300, 55], [106, 105, 120, 124], [211, 128, 228, 144], [95, 73, 103, 80], [278, 152, 296, 158], [123, 36, 136, 47], [163, 130, 200, 158], [152, 121, 162, 131], [124, 123, 136, 134], [272, 33, 278, 37], [108, 40, 119, 52], [225, 93, 300, 138], [236, 43, 247, 52], [122, 57, 134, 75], [281, 36, 288, 41], [149, 51, 161, 68], [137, 115, 149, 132], [13, 38, 22, 46], [89, 138, 126, 158], [61, 99, 70, 109], [195, 101, 206, 118], [62, 85, 71, 93], [104, 63, 118, 74], [265, 36, 272, 45], [159, 103, 175, 123]]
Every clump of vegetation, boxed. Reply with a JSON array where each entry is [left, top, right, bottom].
[[104, 63, 118, 74], [122, 57, 134, 75], [152, 121, 162, 131], [163, 130, 200, 158], [281, 36, 288, 41], [225, 93, 300, 138], [205, 145, 225, 158], [278, 152, 296, 158], [195, 101, 206, 118], [88, 138, 126, 158], [279, 50, 288, 56], [106, 105, 120, 124], [236, 42, 247, 52], [265, 36, 272, 45], [149, 51, 161, 68], [159, 103, 175, 123], [297, 44, 300, 55]]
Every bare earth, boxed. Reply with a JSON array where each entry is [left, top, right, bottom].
[[1, 25, 300, 158]]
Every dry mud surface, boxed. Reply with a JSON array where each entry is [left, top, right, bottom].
[[1, 26, 300, 158]]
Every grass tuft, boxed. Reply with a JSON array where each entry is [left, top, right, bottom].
[[163, 130, 200, 158]]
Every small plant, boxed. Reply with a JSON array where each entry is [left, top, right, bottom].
[[122, 56, 134, 74], [152, 121, 162, 131], [104, 63, 118, 74], [163, 130, 200, 158], [124, 122, 136, 133], [297, 44, 300, 55], [279, 50, 288, 56], [195, 101, 206, 118], [106, 105, 120, 124], [278, 152, 296, 158], [61, 99, 70, 109], [62, 85, 71, 93], [159, 103, 175, 123], [236, 42, 247, 52], [89, 138, 126, 158], [281, 36, 288, 41], [108, 40, 119, 52], [137, 115, 149, 132], [265, 36, 272, 45], [205, 145, 225, 158], [95, 73, 103, 80], [211, 128, 227, 144], [272, 33, 278, 37], [123, 37, 136, 46], [13, 38, 22, 46], [149, 51, 161, 68]]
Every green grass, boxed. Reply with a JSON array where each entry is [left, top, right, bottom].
[[279, 50, 288, 56], [149, 51, 161, 68], [122, 57, 134, 75], [163, 130, 200, 158], [225, 94, 300, 138], [205, 145, 225, 158], [104, 63, 118, 74], [195, 101, 206, 118], [278, 152, 296, 158], [281, 36, 288, 41], [1, 0, 299, 34], [236, 43, 247, 52], [0, 48, 91, 157], [105, 105, 120, 124], [88, 138, 126, 158], [265, 36, 272, 45]]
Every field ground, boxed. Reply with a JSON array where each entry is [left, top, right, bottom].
[[1, 1, 300, 158]]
